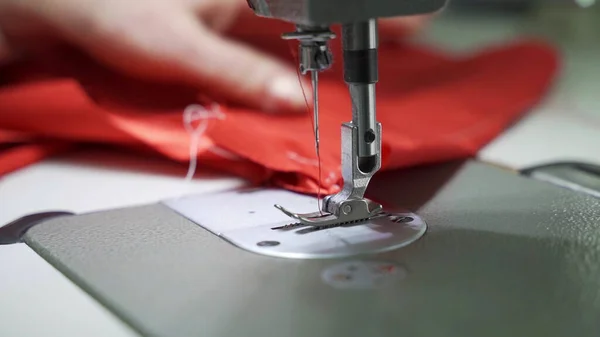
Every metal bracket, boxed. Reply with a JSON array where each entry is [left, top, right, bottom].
[[323, 122, 382, 215]]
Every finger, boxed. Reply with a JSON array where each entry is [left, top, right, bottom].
[[191, 0, 243, 33], [174, 13, 309, 113], [76, 8, 308, 114]]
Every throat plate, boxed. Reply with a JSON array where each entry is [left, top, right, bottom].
[[227, 211, 426, 259], [163, 189, 426, 259]]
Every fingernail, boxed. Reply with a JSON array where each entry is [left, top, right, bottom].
[[266, 74, 310, 113]]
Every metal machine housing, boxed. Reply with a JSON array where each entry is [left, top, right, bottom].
[[247, 0, 448, 25]]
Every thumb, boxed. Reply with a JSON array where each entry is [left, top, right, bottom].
[[180, 17, 309, 113]]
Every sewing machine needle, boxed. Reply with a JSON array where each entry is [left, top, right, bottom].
[[311, 71, 320, 154]]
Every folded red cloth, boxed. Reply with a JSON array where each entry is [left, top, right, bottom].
[[0, 33, 559, 194]]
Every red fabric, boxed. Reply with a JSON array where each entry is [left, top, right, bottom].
[[0, 33, 559, 194]]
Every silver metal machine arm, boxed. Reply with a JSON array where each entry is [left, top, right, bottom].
[[247, 0, 447, 228], [245, 0, 447, 26]]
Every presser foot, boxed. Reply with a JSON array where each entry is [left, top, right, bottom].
[[273, 198, 383, 230]]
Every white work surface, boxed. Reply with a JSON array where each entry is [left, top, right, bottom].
[[1, 7, 600, 337]]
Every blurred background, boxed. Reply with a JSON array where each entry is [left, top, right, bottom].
[[415, 0, 599, 171]]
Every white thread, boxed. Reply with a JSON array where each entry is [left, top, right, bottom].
[[183, 104, 225, 182]]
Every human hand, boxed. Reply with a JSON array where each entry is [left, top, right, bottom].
[[0, 0, 431, 113]]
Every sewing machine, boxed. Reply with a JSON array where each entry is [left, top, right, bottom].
[[251, 0, 446, 231], [3, 1, 600, 337]]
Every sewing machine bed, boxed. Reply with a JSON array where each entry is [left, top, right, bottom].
[[21, 160, 600, 337]]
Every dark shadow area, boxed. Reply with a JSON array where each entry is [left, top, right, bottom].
[[446, 0, 536, 13], [368, 160, 468, 210]]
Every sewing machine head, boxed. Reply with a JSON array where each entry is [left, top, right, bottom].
[[246, 0, 448, 230], [246, 0, 447, 75], [246, 0, 447, 26]]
